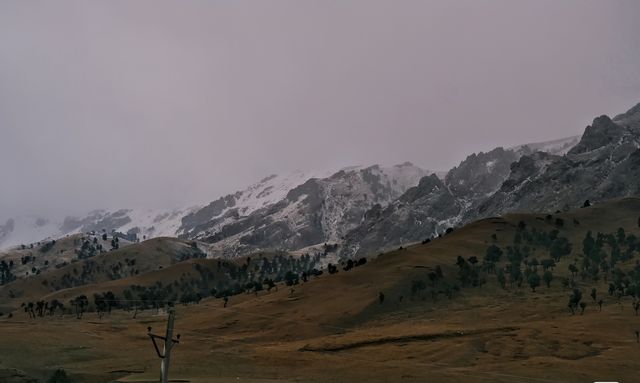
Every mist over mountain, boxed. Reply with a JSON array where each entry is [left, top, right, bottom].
[[0, 163, 427, 250], [0, 127, 587, 254], [3, 1, 639, 226]]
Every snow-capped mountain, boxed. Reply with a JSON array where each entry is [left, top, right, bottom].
[[0, 207, 199, 250], [60, 207, 200, 239], [176, 169, 335, 239], [339, 146, 521, 257], [4, 108, 625, 260], [0, 169, 341, 250], [179, 162, 431, 257], [0, 163, 429, 252]]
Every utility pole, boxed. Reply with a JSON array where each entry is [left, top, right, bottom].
[[147, 306, 180, 383]]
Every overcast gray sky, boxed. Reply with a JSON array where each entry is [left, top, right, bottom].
[[1, 0, 639, 218]]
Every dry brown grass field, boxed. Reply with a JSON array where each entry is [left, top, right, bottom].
[[2, 198, 640, 382]]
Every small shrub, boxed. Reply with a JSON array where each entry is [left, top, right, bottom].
[[47, 369, 71, 383]]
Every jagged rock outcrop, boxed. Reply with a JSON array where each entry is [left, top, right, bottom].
[[568, 115, 627, 155], [475, 106, 640, 217], [341, 147, 524, 257], [445, 147, 519, 201]]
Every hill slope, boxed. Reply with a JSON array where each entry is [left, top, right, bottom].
[[0, 237, 207, 311]]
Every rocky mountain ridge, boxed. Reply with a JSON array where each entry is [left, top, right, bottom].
[[186, 163, 431, 257], [0, 163, 429, 252], [340, 103, 640, 258], [474, 110, 640, 218]]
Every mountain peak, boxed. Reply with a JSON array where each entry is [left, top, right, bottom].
[[613, 101, 640, 127], [568, 115, 625, 155]]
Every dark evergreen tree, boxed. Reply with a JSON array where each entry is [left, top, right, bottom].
[[543, 270, 553, 288], [528, 272, 540, 292]]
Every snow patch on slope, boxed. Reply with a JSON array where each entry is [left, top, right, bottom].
[[117, 207, 201, 238], [234, 169, 333, 217], [0, 215, 62, 249], [511, 135, 581, 156]]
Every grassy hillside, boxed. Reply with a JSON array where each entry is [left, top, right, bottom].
[[0, 237, 207, 311], [1, 198, 640, 382], [0, 233, 136, 281]]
